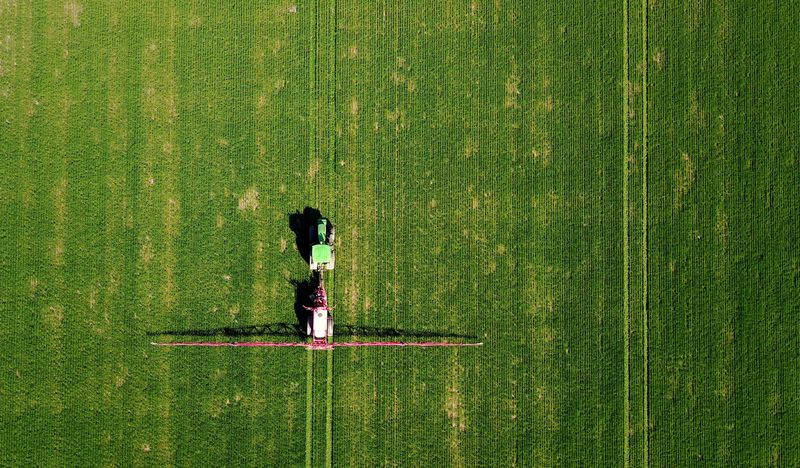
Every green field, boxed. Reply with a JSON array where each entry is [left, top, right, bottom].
[[1, 0, 798, 466]]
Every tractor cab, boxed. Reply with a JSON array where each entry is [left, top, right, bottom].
[[310, 218, 335, 270]]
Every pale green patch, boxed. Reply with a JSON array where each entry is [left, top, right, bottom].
[[674, 153, 695, 211], [446, 353, 466, 467], [52, 177, 67, 266], [504, 71, 520, 109]]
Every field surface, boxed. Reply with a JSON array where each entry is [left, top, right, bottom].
[[1, 0, 798, 466]]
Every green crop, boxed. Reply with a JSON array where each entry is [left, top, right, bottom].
[[0, 1, 797, 466]]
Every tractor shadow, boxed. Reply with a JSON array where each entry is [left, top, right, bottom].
[[146, 322, 303, 339], [289, 276, 317, 336], [147, 321, 475, 340], [288, 207, 323, 265], [333, 326, 476, 340], [146, 277, 319, 341]]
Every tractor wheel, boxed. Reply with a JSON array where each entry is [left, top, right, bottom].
[[326, 317, 334, 337], [327, 226, 336, 244], [308, 225, 315, 242], [306, 317, 312, 337]]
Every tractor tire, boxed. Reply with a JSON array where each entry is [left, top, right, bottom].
[[326, 317, 334, 337], [327, 226, 336, 244], [306, 318, 312, 337]]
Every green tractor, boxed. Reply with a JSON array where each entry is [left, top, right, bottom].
[[309, 218, 335, 271]]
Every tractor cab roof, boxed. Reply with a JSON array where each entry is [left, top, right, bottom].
[[317, 218, 328, 243]]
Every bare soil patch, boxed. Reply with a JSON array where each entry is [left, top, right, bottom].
[[238, 187, 259, 212], [64, 1, 82, 27]]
